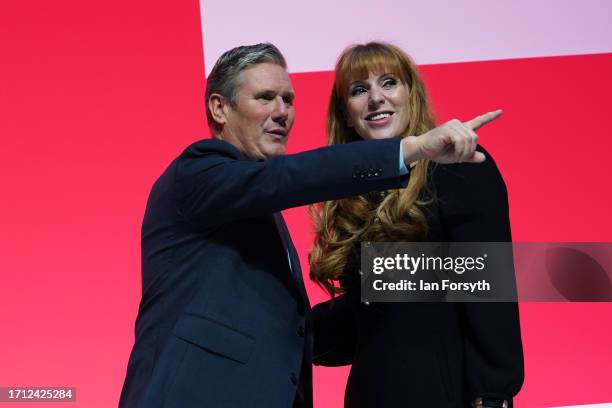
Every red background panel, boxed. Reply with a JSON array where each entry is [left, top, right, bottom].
[[288, 55, 612, 408], [1, 0, 206, 407], [1, 0, 611, 407]]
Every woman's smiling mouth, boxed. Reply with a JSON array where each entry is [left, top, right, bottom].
[[365, 111, 395, 126]]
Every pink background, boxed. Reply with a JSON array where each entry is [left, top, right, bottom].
[[1, 0, 611, 407], [201, 0, 612, 74]]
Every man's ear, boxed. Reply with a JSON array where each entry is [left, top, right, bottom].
[[208, 93, 230, 128]]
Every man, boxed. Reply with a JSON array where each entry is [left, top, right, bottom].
[[119, 43, 500, 407]]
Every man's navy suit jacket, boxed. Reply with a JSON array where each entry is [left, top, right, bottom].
[[119, 137, 407, 407]]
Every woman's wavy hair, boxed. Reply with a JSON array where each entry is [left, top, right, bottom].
[[309, 42, 436, 296]]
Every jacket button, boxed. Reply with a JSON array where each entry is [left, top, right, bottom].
[[290, 372, 298, 384], [297, 325, 305, 337]]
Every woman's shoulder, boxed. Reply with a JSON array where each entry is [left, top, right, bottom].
[[428, 145, 506, 190], [426, 144, 509, 212]]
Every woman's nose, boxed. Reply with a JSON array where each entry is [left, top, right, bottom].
[[368, 86, 385, 107]]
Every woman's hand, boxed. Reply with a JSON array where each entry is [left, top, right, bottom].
[[402, 110, 502, 164]]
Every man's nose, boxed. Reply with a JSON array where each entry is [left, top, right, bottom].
[[271, 96, 288, 124]]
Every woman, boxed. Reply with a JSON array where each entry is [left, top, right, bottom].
[[310, 42, 524, 407]]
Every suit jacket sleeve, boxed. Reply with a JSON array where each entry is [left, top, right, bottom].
[[174, 138, 407, 229], [434, 145, 525, 404]]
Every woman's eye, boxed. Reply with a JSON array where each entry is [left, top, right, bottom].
[[350, 86, 367, 96], [382, 78, 397, 88]]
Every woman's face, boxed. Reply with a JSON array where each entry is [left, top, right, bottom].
[[345, 72, 410, 140]]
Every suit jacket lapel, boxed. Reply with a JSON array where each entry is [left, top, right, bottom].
[[272, 212, 309, 303]]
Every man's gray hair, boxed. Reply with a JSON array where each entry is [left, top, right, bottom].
[[205, 43, 287, 133]]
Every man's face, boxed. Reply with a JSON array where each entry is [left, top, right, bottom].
[[221, 63, 295, 160]]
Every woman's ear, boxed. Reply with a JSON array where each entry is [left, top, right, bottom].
[[344, 112, 353, 127]]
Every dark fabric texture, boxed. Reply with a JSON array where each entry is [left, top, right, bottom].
[[119, 137, 407, 408], [313, 146, 524, 408]]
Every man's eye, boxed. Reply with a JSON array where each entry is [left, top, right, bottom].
[[283, 97, 294, 106], [257, 93, 275, 102], [350, 86, 367, 97]]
